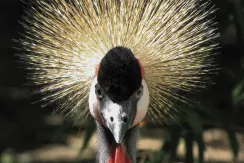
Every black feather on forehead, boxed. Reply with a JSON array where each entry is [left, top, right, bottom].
[[98, 47, 142, 103]]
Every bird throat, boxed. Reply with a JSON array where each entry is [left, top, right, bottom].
[[108, 144, 132, 163]]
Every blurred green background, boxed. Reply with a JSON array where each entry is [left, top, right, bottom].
[[0, 0, 244, 163]]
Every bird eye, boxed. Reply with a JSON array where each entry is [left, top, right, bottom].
[[95, 85, 104, 99], [136, 86, 143, 99]]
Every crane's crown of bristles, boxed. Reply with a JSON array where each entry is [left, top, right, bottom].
[[20, 0, 219, 123]]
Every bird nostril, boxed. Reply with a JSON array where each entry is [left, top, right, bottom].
[[123, 116, 128, 123], [110, 117, 114, 122]]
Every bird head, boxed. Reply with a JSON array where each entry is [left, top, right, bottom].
[[89, 47, 149, 143]]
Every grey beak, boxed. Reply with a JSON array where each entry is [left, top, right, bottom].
[[110, 119, 128, 143], [101, 98, 133, 144]]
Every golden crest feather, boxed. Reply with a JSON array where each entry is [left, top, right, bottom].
[[21, 0, 218, 123]]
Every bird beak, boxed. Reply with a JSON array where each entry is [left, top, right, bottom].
[[111, 119, 128, 143], [101, 98, 135, 144]]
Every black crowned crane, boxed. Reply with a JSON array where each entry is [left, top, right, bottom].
[[20, 0, 218, 162]]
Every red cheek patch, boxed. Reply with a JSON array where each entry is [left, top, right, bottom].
[[137, 59, 144, 79], [96, 63, 100, 76]]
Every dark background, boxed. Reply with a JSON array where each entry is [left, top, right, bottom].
[[0, 0, 244, 163]]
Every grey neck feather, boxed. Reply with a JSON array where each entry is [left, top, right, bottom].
[[96, 121, 139, 163]]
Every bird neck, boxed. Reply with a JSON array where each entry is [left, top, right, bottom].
[[96, 121, 138, 163]]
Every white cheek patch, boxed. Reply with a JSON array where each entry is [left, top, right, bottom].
[[132, 80, 150, 127], [88, 77, 100, 118]]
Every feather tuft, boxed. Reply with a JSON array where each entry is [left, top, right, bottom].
[[20, 0, 219, 123]]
